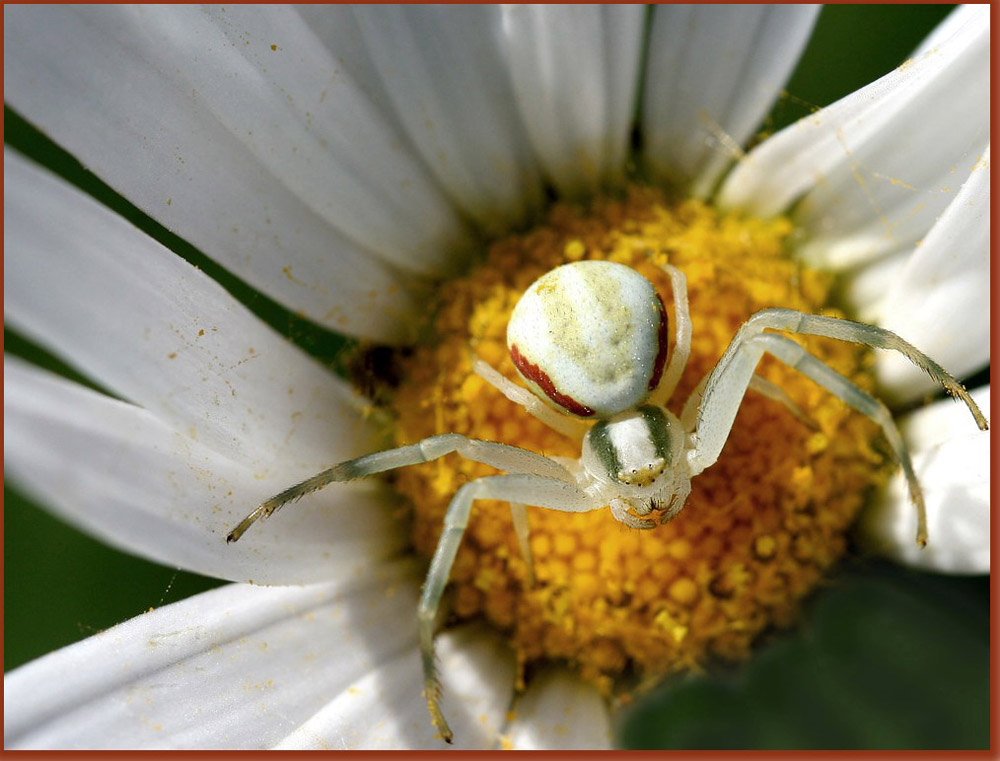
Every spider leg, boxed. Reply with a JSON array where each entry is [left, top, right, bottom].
[[660, 477, 692, 524], [681, 372, 815, 432], [418, 473, 599, 742], [721, 308, 988, 429], [648, 262, 692, 406], [508, 502, 535, 585], [688, 331, 940, 547], [227, 433, 574, 543], [473, 358, 590, 439], [746, 374, 819, 430]]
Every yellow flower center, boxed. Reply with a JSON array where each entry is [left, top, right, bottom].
[[386, 186, 889, 695]]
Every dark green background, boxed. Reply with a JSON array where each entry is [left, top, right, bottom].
[[6, 5, 987, 750]]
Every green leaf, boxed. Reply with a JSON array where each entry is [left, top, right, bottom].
[[617, 560, 988, 750]]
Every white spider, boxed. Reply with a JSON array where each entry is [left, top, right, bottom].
[[228, 259, 987, 743]]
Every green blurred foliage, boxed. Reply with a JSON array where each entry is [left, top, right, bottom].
[[618, 559, 988, 749]]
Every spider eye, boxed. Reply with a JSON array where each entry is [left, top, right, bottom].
[[507, 261, 668, 418]]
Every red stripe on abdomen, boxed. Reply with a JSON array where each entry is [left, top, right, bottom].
[[509, 343, 595, 418], [647, 294, 669, 391]]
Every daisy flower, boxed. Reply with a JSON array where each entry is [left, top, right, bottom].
[[4, 4, 989, 750]]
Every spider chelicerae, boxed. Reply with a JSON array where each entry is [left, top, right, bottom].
[[228, 259, 987, 743]]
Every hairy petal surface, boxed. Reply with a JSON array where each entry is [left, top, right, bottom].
[[505, 669, 612, 750], [352, 5, 543, 233], [720, 5, 989, 270], [293, 5, 396, 122], [857, 386, 990, 574], [4, 563, 431, 749], [275, 625, 515, 749], [148, 5, 471, 276], [4, 151, 380, 472], [911, 3, 989, 57], [4, 4, 468, 341], [643, 5, 819, 198], [4, 358, 405, 584], [499, 5, 644, 196], [857, 145, 989, 403]]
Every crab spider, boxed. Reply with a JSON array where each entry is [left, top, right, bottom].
[[228, 260, 987, 743]]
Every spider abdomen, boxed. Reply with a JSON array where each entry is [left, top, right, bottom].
[[507, 260, 668, 418]]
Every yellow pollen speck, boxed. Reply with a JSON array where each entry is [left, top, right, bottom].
[[564, 239, 586, 261], [754, 535, 778, 560], [666, 538, 692, 562], [807, 427, 833, 451], [381, 186, 890, 698], [553, 533, 576, 557], [668, 577, 699, 606], [790, 466, 814, 492], [530, 533, 552, 558]]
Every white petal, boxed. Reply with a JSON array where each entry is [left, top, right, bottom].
[[874, 145, 990, 403], [276, 625, 515, 750], [499, 5, 644, 196], [293, 5, 395, 118], [3, 5, 464, 339], [505, 669, 612, 750], [643, 5, 819, 198], [4, 562, 427, 749], [145, 5, 471, 276], [839, 248, 910, 324], [352, 5, 543, 233], [720, 5, 989, 270], [857, 386, 990, 574], [911, 4, 986, 56], [4, 357, 405, 585], [5, 150, 381, 472]]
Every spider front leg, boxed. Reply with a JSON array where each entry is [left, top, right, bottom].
[[226, 433, 574, 542], [686, 312, 988, 547], [717, 308, 987, 430], [419, 473, 599, 742], [228, 434, 594, 743], [681, 373, 817, 432]]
